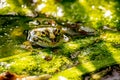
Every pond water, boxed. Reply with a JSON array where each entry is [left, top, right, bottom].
[[0, 16, 31, 58]]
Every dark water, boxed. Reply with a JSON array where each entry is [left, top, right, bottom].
[[0, 17, 30, 58]]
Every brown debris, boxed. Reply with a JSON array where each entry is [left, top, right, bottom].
[[0, 71, 52, 80], [0, 71, 17, 80]]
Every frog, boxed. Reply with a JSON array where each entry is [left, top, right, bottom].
[[26, 19, 97, 48], [27, 26, 69, 47]]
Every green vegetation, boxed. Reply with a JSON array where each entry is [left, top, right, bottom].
[[0, 0, 120, 80]]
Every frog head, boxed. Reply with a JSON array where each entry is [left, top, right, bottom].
[[27, 27, 69, 47]]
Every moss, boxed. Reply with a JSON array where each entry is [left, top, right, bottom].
[[61, 37, 98, 55], [9, 56, 36, 74], [50, 32, 120, 79]]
